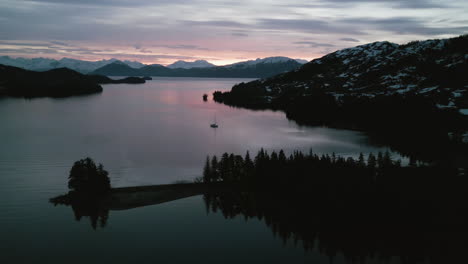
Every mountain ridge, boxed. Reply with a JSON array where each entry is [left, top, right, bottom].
[[0, 56, 306, 77], [216, 35, 468, 110], [90, 57, 305, 78], [0, 56, 308, 75], [167, 60, 215, 69], [0, 56, 145, 73]]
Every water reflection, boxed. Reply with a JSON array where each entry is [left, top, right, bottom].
[[50, 184, 206, 229], [51, 194, 110, 229], [50, 180, 468, 263], [203, 191, 468, 264]]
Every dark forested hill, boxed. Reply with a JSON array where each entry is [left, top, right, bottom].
[[0, 65, 103, 97], [0, 65, 146, 98]]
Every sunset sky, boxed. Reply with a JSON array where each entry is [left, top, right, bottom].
[[1, 0, 467, 65]]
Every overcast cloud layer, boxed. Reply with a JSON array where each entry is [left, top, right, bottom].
[[0, 0, 467, 65]]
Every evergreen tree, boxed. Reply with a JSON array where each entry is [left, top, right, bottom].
[[270, 151, 279, 162], [278, 150, 287, 163], [383, 151, 392, 168], [244, 151, 255, 181], [220, 153, 230, 181], [245, 151, 253, 166], [203, 156, 212, 182], [346, 157, 356, 166], [394, 159, 402, 167], [211, 156, 219, 181], [68, 157, 111, 194], [358, 153, 366, 167], [367, 153, 377, 169], [377, 152, 384, 168], [234, 155, 244, 181]]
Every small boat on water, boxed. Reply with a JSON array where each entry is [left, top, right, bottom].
[[210, 115, 218, 128]]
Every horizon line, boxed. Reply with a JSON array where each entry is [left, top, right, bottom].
[[0, 55, 314, 67]]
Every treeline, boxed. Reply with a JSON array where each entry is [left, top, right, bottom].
[[214, 89, 468, 162], [201, 149, 468, 221], [202, 149, 424, 187]]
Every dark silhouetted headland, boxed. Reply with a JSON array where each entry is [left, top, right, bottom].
[[0, 64, 103, 97], [87, 75, 146, 84], [213, 35, 468, 162], [0, 64, 147, 98]]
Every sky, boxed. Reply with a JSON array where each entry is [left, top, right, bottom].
[[0, 0, 467, 65]]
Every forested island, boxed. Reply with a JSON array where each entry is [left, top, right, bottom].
[[0, 64, 146, 98]]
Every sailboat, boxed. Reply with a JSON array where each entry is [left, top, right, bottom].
[[210, 114, 218, 128]]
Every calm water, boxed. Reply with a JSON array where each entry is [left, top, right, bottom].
[[0, 78, 393, 263]]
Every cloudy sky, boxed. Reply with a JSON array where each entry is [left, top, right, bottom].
[[0, 0, 467, 65]]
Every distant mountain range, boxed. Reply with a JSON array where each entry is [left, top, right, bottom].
[[0, 56, 308, 78], [166, 60, 215, 69], [90, 57, 306, 78], [0, 56, 146, 74]]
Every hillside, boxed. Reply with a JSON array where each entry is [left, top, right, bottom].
[[217, 35, 468, 109], [214, 35, 468, 160], [0, 65, 146, 98], [90, 57, 304, 78]]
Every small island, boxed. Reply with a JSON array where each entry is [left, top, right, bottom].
[[87, 75, 147, 84], [50, 157, 210, 229]]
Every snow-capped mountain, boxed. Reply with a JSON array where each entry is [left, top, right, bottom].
[[227, 56, 306, 68], [90, 57, 304, 78], [167, 60, 215, 69], [121, 60, 146, 69], [0, 56, 57, 71], [0, 56, 144, 73], [0, 56, 307, 75], [218, 35, 468, 110], [294, 59, 309, 64]]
